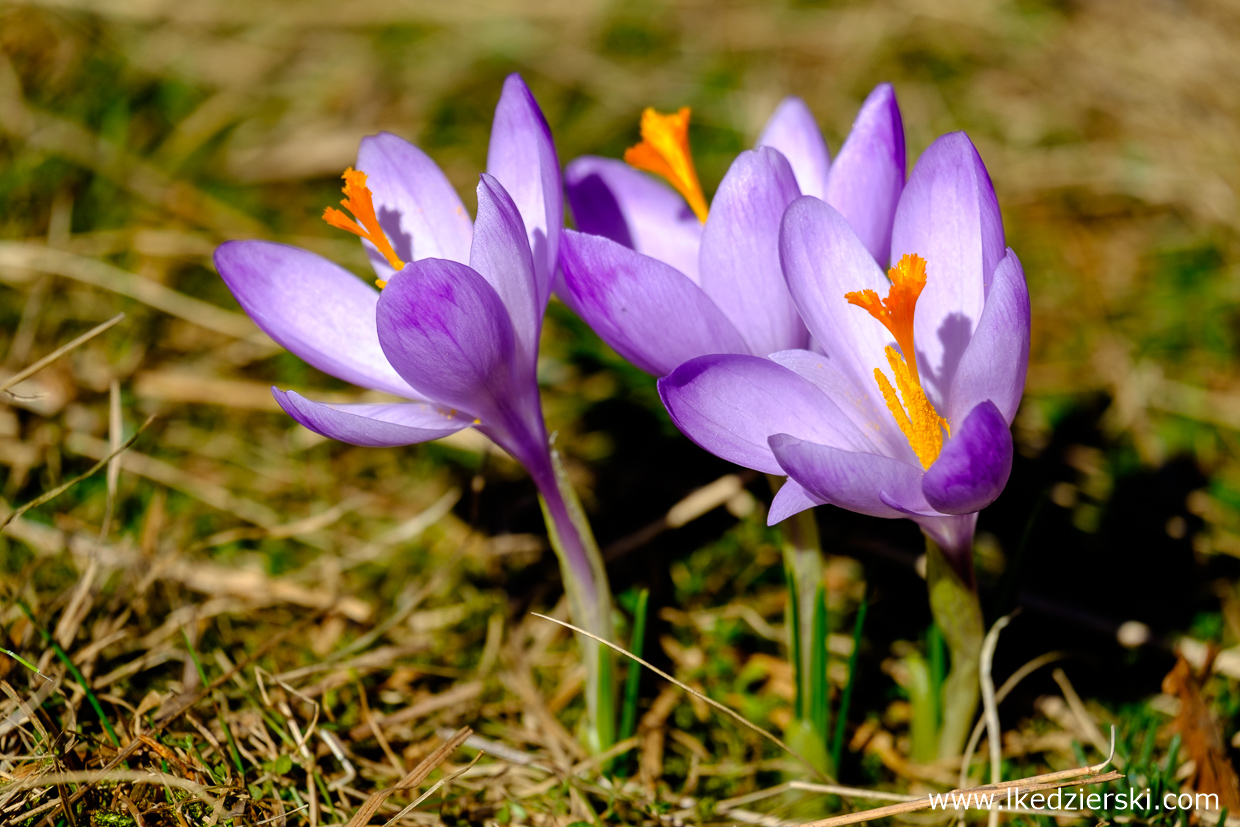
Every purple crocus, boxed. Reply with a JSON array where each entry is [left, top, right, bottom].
[[561, 83, 904, 323], [212, 74, 616, 750], [556, 87, 906, 772], [658, 131, 1028, 759], [657, 131, 1029, 574]]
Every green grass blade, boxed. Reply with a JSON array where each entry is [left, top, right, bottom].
[[617, 587, 648, 747], [830, 594, 867, 774], [17, 599, 123, 750], [927, 621, 945, 733], [2, 646, 48, 679], [810, 583, 828, 740], [181, 627, 210, 686], [0, 416, 153, 531], [181, 629, 246, 779], [596, 635, 616, 755], [787, 565, 803, 720], [906, 654, 937, 763]]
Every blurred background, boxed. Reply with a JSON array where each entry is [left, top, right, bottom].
[[2, 0, 1240, 823]]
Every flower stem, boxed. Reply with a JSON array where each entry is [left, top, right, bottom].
[[925, 536, 983, 760], [534, 445, 616, 754], [782, 507, 824, 713]]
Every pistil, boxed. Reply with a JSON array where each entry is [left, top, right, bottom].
[[624, 107, 709, 223], [846, 254, 949, 469], [323, 167, 404, 287]]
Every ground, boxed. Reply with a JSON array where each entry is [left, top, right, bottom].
[[2, 0, 1240, 825]]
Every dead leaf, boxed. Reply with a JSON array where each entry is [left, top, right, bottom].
[[1162, 654, 1240, 810]]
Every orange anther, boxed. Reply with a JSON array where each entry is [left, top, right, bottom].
[[323, 167, 405, 283], [624, 107, 709, 223], [845, 253, 927, 384], [846, 254, 949, 468]]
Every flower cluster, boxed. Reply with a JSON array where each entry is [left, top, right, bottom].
[[214, 74, 1029, 758], [558, 85, 905, 375], [558, 87, 1028, 568]]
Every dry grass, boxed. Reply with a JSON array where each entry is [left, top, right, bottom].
[[1, 0, 1240, 824]]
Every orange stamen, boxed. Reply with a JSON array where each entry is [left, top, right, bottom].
[[873, 346, 950, 470], [845, 254, 948, 469], [623, 107, 709, 223], [323, 167, 405, 285], [844, 253, 927, 384]]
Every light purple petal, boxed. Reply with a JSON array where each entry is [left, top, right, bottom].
[[756, 97, 830, 200], [274, 390, 469, 447], [768, 477, 823, 525], [768, 434, 928, 519], [559, 230, 748, 376], [486, 73, 561, 307], [769, 348, 916, 463], [565, 156, 703, 283], [699, 147, 807, 356], [824, 83, 905, 268], [376, 258, 519, 420], [921, 399, 1012, 515], [356, 132, 473, 283], [780, 196, 893, 406], [948, 249, 1030, 424], [890, 132, 1005, 408], [657, 353, 871, 475], [877, 490, 939, 518], [471, 174, 540, 376], [214, 240, 417, 399]]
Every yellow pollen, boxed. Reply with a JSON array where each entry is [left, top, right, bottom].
[[624, 107, 709, 223], [874, 346, 949, 469], [845, 254, 948, 469], [323, 167, 404, 287]]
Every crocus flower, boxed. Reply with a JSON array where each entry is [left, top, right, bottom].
[[656, 131, 1030, 576], [557, 87, 906, 774], [559, 144, 805, 374], [562, 83, 903, 309], [654, 128, 1029, 763], [213, 74, 616, 749]]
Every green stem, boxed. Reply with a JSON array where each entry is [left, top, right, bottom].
[[536, 446, 616, 754], [925, 537, 984, 760]]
